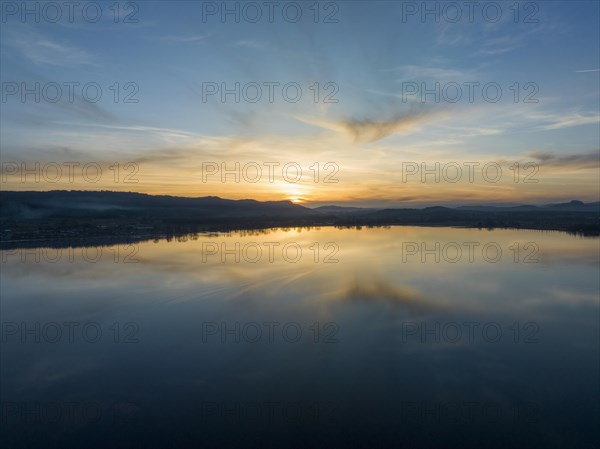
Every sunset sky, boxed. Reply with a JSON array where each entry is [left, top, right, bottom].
[[1, 1, 599, 206]]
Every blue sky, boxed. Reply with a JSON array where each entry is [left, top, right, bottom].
[[1, 1, 599, 205]]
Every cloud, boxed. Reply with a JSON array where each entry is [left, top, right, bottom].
[[341, 113, 432, 143], [335, 277, 444, 312], [152, 34, 208, 44], [10, 32, 97, 66], [69, 123, 203, 141], [477, 45, 520, 55], [527, 151, 599, 169], [535, 112, 600, 130], [297, 109, 439, 143], [0, 66, 115, 124], [436, 24, 471, 47], [232, 40, 266, 50], [387, 64, 470, 81], [575, 69, 600, 73], [476, 34, 527, 55]]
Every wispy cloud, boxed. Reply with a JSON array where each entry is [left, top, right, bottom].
[[232, 40, 266, 50], [0, 66, 115, 123], [534, 112, 600, 130], [575, 69, 600, 73], [527, 151, 599, 169], [385, 64, 471, 81], [340, 278, 433, 310], [152, 34, 208, 44], [341, 113, 434, 143], [68, 123, 203, 140], [477, 34, 525, 55], [9, 32, 97, 66], [297, 109, 441, 143], [436, 24, 471, 47]]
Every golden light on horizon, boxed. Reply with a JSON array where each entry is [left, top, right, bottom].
[[1, 158, 598, 205], [272, 181, 311, 204]]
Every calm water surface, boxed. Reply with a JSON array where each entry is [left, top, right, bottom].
[[1, 227, 598, 448]]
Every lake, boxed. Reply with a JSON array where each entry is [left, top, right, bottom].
[[1, 226, 598, 448]]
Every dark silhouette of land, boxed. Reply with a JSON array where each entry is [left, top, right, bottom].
[[1, 190, 598, 249]]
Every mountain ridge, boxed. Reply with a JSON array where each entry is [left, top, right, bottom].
[[1, 190, 599, 246]]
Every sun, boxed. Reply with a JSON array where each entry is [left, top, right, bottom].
[[286, 189, 306, 204], [274, 181, 310, 204], [289, 196, 305, 204]]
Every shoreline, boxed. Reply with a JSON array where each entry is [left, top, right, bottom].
[[1, 222, 597, 251]]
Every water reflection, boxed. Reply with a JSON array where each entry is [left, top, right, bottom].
[[1, 227, 598, 448]]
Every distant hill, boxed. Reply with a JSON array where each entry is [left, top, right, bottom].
[[458, 200, 600, 212], [313, 205, 382, 215], [1, 191, 598, 246], [0, 190, 320, 220], [544, 200, 600, 211]]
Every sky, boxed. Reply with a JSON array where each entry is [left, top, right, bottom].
[[1, 0, 599, 207]]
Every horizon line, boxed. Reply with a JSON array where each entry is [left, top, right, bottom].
[[1, 189, 597, 209]]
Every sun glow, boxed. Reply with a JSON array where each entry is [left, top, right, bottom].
[[273, 181, 310, 204]]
